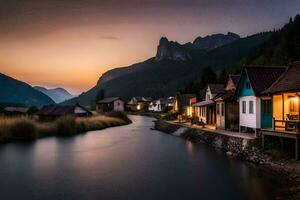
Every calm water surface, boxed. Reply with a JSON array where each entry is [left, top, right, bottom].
[[0, 115, 284, 200]]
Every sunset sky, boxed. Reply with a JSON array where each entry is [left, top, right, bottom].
[[0, 0, 299, 94]]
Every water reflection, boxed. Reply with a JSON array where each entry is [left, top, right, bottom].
[[0, 115, 284, 200]]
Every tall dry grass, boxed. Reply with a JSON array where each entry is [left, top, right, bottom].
[[0, 116, 37, 142], [0, 112, 131, 143]]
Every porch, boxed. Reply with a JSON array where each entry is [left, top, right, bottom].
[[261, 92, 300, 159]]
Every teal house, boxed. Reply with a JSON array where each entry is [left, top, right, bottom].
[[234, 66, 286, 134]]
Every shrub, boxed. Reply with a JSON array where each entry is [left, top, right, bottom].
[[10, 118, 37, 140], [55, 116, 77, 136], [161, 110, 179, 120], [76, 121, 87, 133], [106, 111, 132, 123], [0, 118, 12, 142]]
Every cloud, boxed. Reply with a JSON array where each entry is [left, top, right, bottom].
[[100, 36, 119, 40]]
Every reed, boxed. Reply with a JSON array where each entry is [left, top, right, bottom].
[[0, 112, 131, 143]]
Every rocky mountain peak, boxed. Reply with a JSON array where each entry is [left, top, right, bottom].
[[155, 37, 192, 61], [192, 32, 240, 50]]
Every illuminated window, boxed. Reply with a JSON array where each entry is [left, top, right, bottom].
[[289, 96, 298, 113]]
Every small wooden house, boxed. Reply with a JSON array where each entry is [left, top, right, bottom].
[[193, 84, 224, 126], [234, 66, 286, 134], [126, 97, 152, 112], [148, 97, 175, 112], [96, 97, 125, 113], [215, 75, 240, 130], [174, 94, 196, 115], [261, 61, 300, 159], [2, 106, 29, 116], [38, 104, 92, 121], [263, 61, 300, 133]]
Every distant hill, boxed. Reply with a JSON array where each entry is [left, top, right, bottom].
[[0, 73, 55, 107], [63, 31, 272, 106], [34, 86, 74, 103]]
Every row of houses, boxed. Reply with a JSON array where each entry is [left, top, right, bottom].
[[96, 96, 175, 113], [181, 61, 300, 140]]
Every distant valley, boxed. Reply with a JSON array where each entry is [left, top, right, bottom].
[[34, 86, 74, 103], [0, 73, 55, 108]]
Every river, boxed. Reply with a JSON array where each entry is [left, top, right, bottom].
[[0, 115, 286, 200]]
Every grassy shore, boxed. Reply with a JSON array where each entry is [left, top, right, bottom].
[[0, 111, 132, 143]]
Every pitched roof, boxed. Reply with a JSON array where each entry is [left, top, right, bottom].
[[263, 61, 300, 94], [208, 84, 225, 94], [3, 106, 29, 113], [215, 91, 235, 101], [242, 65, 286, 96], [229, 74, 240, 86], [97, 97, 122, 104], [38, 104, 91, 116], [193, 100, 214, 107]]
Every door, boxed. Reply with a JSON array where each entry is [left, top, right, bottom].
[[261, 99, 272, 128]]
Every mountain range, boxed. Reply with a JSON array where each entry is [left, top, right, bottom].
[[0, 73, 55, 108], [63, 31, 272, 106], [34, 86, 74, 103], [2, 15, 299, 108]]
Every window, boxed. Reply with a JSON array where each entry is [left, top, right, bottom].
[[263, 100, 271, 113], [246, 81, 251, 89], [216, 103, 220, 115], [242, 101, 246, 114], [220, 103, 224, 116], [289, 97, 297, 113], [249, 101, 254, 114]]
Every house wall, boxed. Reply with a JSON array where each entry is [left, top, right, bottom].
[[96, 103, 110, 113], [113, 100, 125, 111], [273, 95, 283, 120], [195, 106, 207, 123], [226, 102, 239, 129], [239, 96, 261, 129], [149, 100, 166, 112], [216, 101, 225, 129]]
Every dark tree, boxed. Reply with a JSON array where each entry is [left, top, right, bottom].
[[218, 67, 228, 84], [27, 106, 39, 115], [96, 89, 105, 102], [180, 80, 199, 94], [199, 66, 217, 89]]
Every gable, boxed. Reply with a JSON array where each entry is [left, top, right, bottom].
[[74, 106, 87, 114], [205, 86, 212, 101], [225, 77, 235, 91], [236, 71, 255, 97]]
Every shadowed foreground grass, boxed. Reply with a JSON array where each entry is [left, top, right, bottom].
[[0, 112, 132, 143]]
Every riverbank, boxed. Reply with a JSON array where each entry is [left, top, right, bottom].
[[0, 112, 132, 143], [154, 119, 300, 199]]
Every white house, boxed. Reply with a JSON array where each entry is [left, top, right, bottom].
[[149, 97, 175, 112], [193, 84, 224, 125]]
